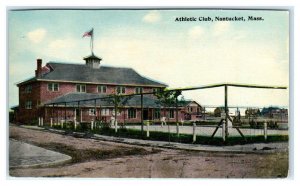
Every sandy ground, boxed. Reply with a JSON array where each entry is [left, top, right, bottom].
[[9, 125, 288, 178]]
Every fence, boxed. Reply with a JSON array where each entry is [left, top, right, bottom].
[[37, 83, 288, 144]]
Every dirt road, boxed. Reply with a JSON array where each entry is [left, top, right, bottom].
[[9, 125, 288, 178]]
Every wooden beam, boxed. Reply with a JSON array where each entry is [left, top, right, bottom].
[[44, 83, 287, 106], [211, 119, 224, 139]]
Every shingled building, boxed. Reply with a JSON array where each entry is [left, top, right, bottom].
[[15, 53, 202, 125]]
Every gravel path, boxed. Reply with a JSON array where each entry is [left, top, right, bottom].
[[9, 125, 288, 178], [9, 139, 71, 168]]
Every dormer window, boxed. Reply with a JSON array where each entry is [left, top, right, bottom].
[[76, 84, 86, 93]]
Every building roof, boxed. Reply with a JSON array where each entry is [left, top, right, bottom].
[[178, 100, 201, 107], [83, 53, 102, 60], [44, 92, 164, 108], [18, 62, 167, 87]]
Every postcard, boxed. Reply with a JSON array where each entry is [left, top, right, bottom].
[[8, 8, 289, 178]]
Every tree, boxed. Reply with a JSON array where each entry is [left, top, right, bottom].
[[214, 107, 224, 117], [104, 93, 133, 127], [154, 88, 182, 120]]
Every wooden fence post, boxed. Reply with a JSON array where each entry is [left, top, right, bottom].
[[264, 121, 268, 141], [176, 122, 179, 137], [222, 120, 226, 142], [193, 122, 196, 143], [146, 120, 150, 137]]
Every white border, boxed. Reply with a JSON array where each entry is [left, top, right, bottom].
[[2, 1, 299, 186]]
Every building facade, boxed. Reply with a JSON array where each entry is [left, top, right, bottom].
[[14, 53, 202, 125]]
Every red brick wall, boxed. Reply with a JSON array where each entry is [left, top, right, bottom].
[[43, 107, 181, 124], [40, 82, 75, 103], [40, 82, 159, 103], [17, 82, 41, 123], [17, 80, 165, 123]]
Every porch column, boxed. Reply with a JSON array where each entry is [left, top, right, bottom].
[[123, 107, 126, 126], [56, 104, 59, 125], [94, 99, 97, 122], [74, 108, 77, 130], [141, 94, 144, 135], [99, 104, 102, 123], [64, 102, 67, 125], [80, 109, 83, 123], [114, 95, 118, 133], [52, 103, 54, 126]]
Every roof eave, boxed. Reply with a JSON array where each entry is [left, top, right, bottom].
[[35, 78, 167, 87]]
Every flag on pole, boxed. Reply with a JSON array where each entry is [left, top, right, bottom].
[[82, 29, 93, 38], [82, 28, 94, 54]]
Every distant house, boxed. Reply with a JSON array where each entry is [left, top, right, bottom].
[[179, 101, 203, 121], [261, 107, 288, 119], [14, 53, 202, 124], [245, 108, 261, 117]]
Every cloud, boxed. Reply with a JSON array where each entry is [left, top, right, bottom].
[[10, 26, 289, 108], [48, 39, 76, 49], [44, 38, 82, 61], [212, 22, 230, 36], [188, 26, 205, 39], [143, 11, 161, 23], [27, 28, 47, 43], [93, 28, 288, 107]]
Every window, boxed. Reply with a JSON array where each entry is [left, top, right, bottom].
[[25, 85, 32, 93], [169, 109, 174, 119], [116, 86, 126, 94], [153, 88, 161, 93], [25, 101, 32, 109], [197, 107, 201, 113], [76, 84, 86, 92], [111, 109, 121, 116], [135, 87, 143, 94], [98, 85, 107, 93], [89, 108, 96, 116], [154, 109, 161, 119], [128, 108, 136, 119], [101, 108, 110, 116], [48, 83, 59, 91]]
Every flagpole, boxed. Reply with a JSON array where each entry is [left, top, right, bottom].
[[91, 28, 94, 55]]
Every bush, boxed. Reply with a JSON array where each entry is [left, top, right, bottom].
[[48, 122, 288, 146]]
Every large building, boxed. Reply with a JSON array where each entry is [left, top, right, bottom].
[[14, 53, 202, 125]]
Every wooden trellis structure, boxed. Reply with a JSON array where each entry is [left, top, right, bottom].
[[43, 83, 287, 141]]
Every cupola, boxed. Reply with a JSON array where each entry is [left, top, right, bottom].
[[83, 53, 102, 69]]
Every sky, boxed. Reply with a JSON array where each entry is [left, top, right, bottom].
[[8, 9, 289, 109]]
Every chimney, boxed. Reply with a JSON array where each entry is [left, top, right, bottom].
[[35, 59, 42, 77]]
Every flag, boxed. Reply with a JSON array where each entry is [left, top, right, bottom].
[[82, 29, 93, 38]]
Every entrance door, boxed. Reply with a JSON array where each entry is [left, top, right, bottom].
[[143, 109, 149, 120], [75, 109, 79, 117]]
